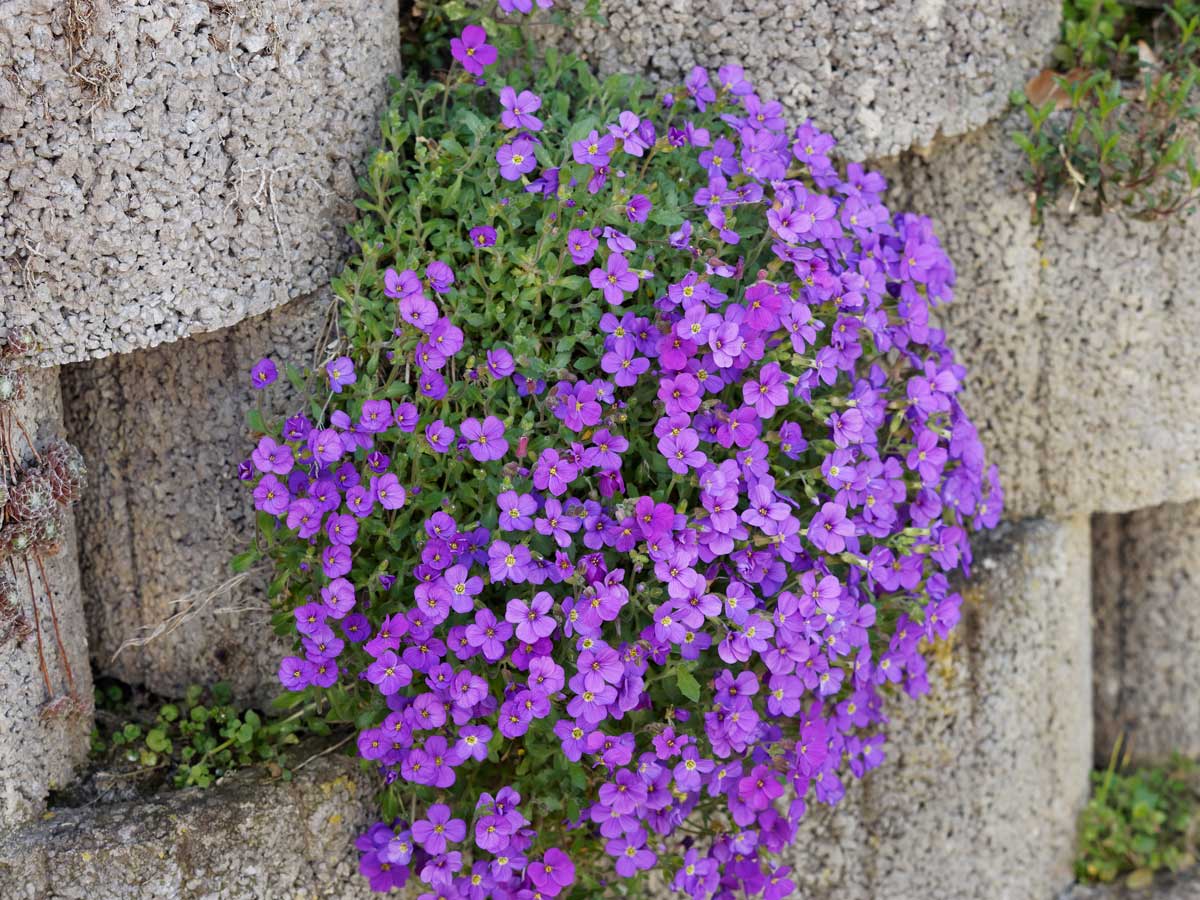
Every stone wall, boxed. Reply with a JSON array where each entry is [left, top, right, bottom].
[[3, 1, 1199, 898], [0, 750, 376, 900], [888, 123, 1200, 521], [1093, 501, 1200, 767], [787, 518, 1092, 900], [60, 291, 332, 703], [0, 367, 93, 825], [1, 0, 400, 364], [548, 0, 1059, 160]]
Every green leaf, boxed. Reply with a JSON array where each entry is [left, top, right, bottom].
[[245, 408, 267, 434], [146, 728, 171, 753], [1125, 868, 1154, 890], [230, 548, 261, 574], [676, 668, 702, 703], [649, 207, 684, 228]]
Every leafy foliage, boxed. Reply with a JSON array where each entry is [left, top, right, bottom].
[[1013, 0, 1200, 221], [91, 679, 327, 789], [1076, 750, 1199, 887]]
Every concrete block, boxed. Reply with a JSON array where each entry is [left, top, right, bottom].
[[0, 0, 399, 365], [887, 124, 1200, 519], [545, 0, 1059, 160], [1093, 501, 1200, 766], [1064, 870, 1200, 900], [60, 292, 331, 703], [0, 366, 93, 826], [0, 751, 376, 900], [787, 517, 1093, 900]]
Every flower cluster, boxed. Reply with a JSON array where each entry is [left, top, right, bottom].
[[240, 8, 1002, 899], [0, 331, 88, 719]]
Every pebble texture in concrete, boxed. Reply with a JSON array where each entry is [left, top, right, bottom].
[[0, 0, 399, 365], [1093, 501, 1200, 766], [545, 0, 1059, 160], [61, 292, 332, 704], [0, 751, 377, 900], [1063, 870, 1200, 900], [786, 517, 1093, 900], [886, 123, 1200, 519], [0, 366, 93, 827]]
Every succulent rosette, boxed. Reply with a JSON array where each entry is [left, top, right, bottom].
[[240, 6, 1003, 898]]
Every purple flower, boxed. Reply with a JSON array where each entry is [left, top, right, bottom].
[[496, 138, 538, 181], [486, 347, 515, 378], [461, 416, 508, 462], [384, 267, 422, 299], [399, 293, 439, 332], [278, 656, 311, 691], [607, 832, 656, 877], [572, 130, 615, 166], [457, 724, 492, 762], [252, 475, 289, 516], [610, 110, 650, 157], [371, 473, 406, 510], [532, 448, 578, 496], [450, 25, 496, 76], [506, 592, 556, 643], [251, 436, 293, 475], [326, 356, 356, 393], [250, 357, 277, 389], [497, 490, 537, 531], [469, 226, 497, 248], [589, 253, 639, 305], [426, 261, 455, 293], [567, 229, 598, 265], [465, 608, 512, 662], [412, 804, 466, 856], [425, 419, 454, 453], [529, 848, 575, 897], [625, 194, 651, 223], [499, 87, 543, 131], [808, 501, 856, 554], [685, 66, 716, 110], [488, 540, 531, 583]]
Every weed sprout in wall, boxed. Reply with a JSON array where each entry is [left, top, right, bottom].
[[237, 4, 1004, 897]]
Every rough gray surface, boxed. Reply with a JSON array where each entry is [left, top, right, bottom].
[[546, 0, 1059, 160], [787, 517, 1093, 900], [61, 292, 332, 704], [887, 122, 1200, 519], [1063, 870, 1200, 900], [0, 0, 399, 365], [1093, 501, 1200, 767], [0, 366, 94, 827], [0, 751, 378, 899]]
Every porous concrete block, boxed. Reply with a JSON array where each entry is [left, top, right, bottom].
[[886, 123, 1200, 519], [1064, 870, 1200, 900], [0, 0, 399, 365], [1093, 501, 1200, 766], [0, 366, 94, 826], [60, 292, 331, 704], [787, 517, 1093, 900], [0, 751, 377, 899], [545, 0, 1059, 160]]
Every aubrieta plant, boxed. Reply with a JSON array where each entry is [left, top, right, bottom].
[[239, 4, 1003, 897]]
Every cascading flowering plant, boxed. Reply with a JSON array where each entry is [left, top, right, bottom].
[[238, 4, 1003, 898]]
